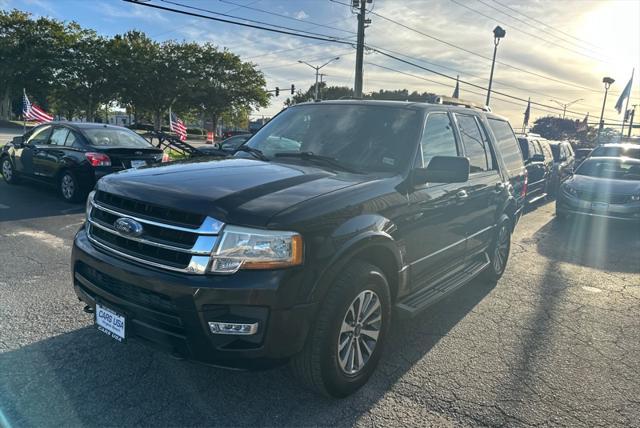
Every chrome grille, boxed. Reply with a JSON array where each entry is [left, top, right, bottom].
[[86, 192, 224, 274]]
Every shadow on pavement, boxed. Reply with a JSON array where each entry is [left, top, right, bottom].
[[533, 215, 640, 274], [0, 181, 84, 223], [0, 278, 497, 426]]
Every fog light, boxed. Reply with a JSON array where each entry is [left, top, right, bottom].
[[208, 321, 258, 335]]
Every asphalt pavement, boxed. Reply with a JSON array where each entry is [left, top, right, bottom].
[[1, 179, 639, 427]]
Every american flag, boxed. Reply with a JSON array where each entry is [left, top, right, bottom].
[[170, 112, 187, 141], [23, 91, 53, 123]]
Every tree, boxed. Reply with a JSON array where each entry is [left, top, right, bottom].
[[50, 30, 117, 121], [186, 45, 269, 132], [530, 116, 599, 144], [0, 10, 71, 120]]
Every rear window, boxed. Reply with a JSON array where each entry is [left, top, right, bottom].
[[488, 118, 523, 171], [83, 128, 153, 148]]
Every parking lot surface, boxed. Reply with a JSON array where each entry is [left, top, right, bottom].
[[1, 180, 639, 427]]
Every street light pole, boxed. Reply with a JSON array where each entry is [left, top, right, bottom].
[[549, 98, 584, 119], [485, 25, 506, 107], [597, 76, 615, 143], [298, 57, 340, 102]]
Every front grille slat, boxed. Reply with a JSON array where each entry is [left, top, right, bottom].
[[87, 191, 223, 274]]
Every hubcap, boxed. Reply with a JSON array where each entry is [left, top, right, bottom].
[[2, 160, 12, 180], [493, 225, 510, 273], [337, 289, 382, 375], [61, 174, 75, 199]]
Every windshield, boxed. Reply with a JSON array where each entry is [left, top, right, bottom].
[[242, 104, 422, 172], [83, 128, 153, 148], [576, 158, 640, 181], [591, 146, 640, 159]]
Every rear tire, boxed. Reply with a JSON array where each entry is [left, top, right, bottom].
[[1, 157, 19, 184], [58, 170, 83, 203], [480, 217, 511, 282], [290, 261, 391, 398]]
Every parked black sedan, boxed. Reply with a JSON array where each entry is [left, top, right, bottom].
[[556, 157, 640, 222], [1, 122, 167, 202]]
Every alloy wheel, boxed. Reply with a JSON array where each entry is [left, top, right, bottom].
[[493, 224, 510, 274], [61, 174, 75, 200], [337, 289, 382, 375], [2, 159, 12, 181]]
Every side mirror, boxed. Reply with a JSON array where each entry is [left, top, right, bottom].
[[531, 153, 545, 163], [12, 136, 24, 147], [412, 156, 470, 185]]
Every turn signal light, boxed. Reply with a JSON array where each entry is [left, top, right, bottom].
[[521, 170, 528, 198], [161, 153, 171, 163], [85, 152, 111, 167]]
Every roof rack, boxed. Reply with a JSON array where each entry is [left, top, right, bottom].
[[435, 96, 491, 112]]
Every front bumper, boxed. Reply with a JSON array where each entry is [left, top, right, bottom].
[[557, 193, 640, 222], [72, 228, 316, 369]]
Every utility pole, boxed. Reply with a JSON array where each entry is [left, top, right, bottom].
[[298, 58, 339, 101], [549, 98, 583, 119], [597, 76, 615, 144], [485, 25, 506, 107], [319, 73, 327, 100], [354, 0, 371, 98]]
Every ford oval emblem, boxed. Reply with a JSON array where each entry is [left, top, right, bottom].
[[113, 217, 144, 237]]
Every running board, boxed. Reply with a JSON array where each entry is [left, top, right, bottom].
[[528, 193, 548, 204], [395, 253, 490, 318]]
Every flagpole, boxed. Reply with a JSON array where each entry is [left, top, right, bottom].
[[620, 68, 634, 136], [22, 88, 26, 134]]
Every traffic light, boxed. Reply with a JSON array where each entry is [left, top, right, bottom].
[[291, 84, 295, 95], [275, 87, 279, 96]]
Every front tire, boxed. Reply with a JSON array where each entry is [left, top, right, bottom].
[[59, 170, 82, 203], [1, 157, 19, 184], [290, 261, 391, 398], [481, 218, 511, 282]]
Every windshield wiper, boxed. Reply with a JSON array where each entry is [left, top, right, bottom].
[[235, 145, 268, 161], [275, 152, 361, 173]]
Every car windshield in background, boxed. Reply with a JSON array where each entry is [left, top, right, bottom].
[[591, 146, 640, 159], [243, 104, 422, 172], [576, 158, 640, 181], [84, 128, 153, 148]]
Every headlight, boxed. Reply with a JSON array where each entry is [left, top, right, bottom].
[[563, 184, 578, 197], [86, 190, 96, 220], [631, 194, 640, 202], [210, 225, 303, 273]]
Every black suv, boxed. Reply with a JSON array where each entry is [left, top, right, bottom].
[[71, 100, 526, 397], [1, 123, 165, 202], [517, 134, 554, 203]]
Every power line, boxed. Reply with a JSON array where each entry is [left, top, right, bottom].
[[470, 0, 611, 62], [123, 0, 355, 45], [489, 0, 606, 52], [368, 46, 622, 122], [216, 0, 355, 35], [369, 9, 606, 94], [158, 0, 354, 41]]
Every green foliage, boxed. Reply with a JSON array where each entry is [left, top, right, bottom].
[[286, 84, 438, 106], [0, 10, 269, 128]]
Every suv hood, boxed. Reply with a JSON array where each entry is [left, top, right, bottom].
[[96, 158, 365, 227]]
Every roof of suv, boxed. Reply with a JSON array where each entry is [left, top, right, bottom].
[[293, 99, 510, 122]]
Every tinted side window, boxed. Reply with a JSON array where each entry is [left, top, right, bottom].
[[487, 118, 523, 172], [50, 128, 70, 146], [456, 114, 490, 173], [420, 113, 458, 166], [539, 141, 552, 160], [65, 131, 81, 147], [27, 126, 52, 144]]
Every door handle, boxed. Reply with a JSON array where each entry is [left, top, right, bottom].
[[456, 190, 468, 199]]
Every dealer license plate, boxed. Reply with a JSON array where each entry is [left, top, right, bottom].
[[96, 303, 126, 342], [591, 202, 609, 211], [130, 160, 146, 168]]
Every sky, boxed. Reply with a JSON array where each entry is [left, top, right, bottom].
[[5, 0, 640, 133]]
